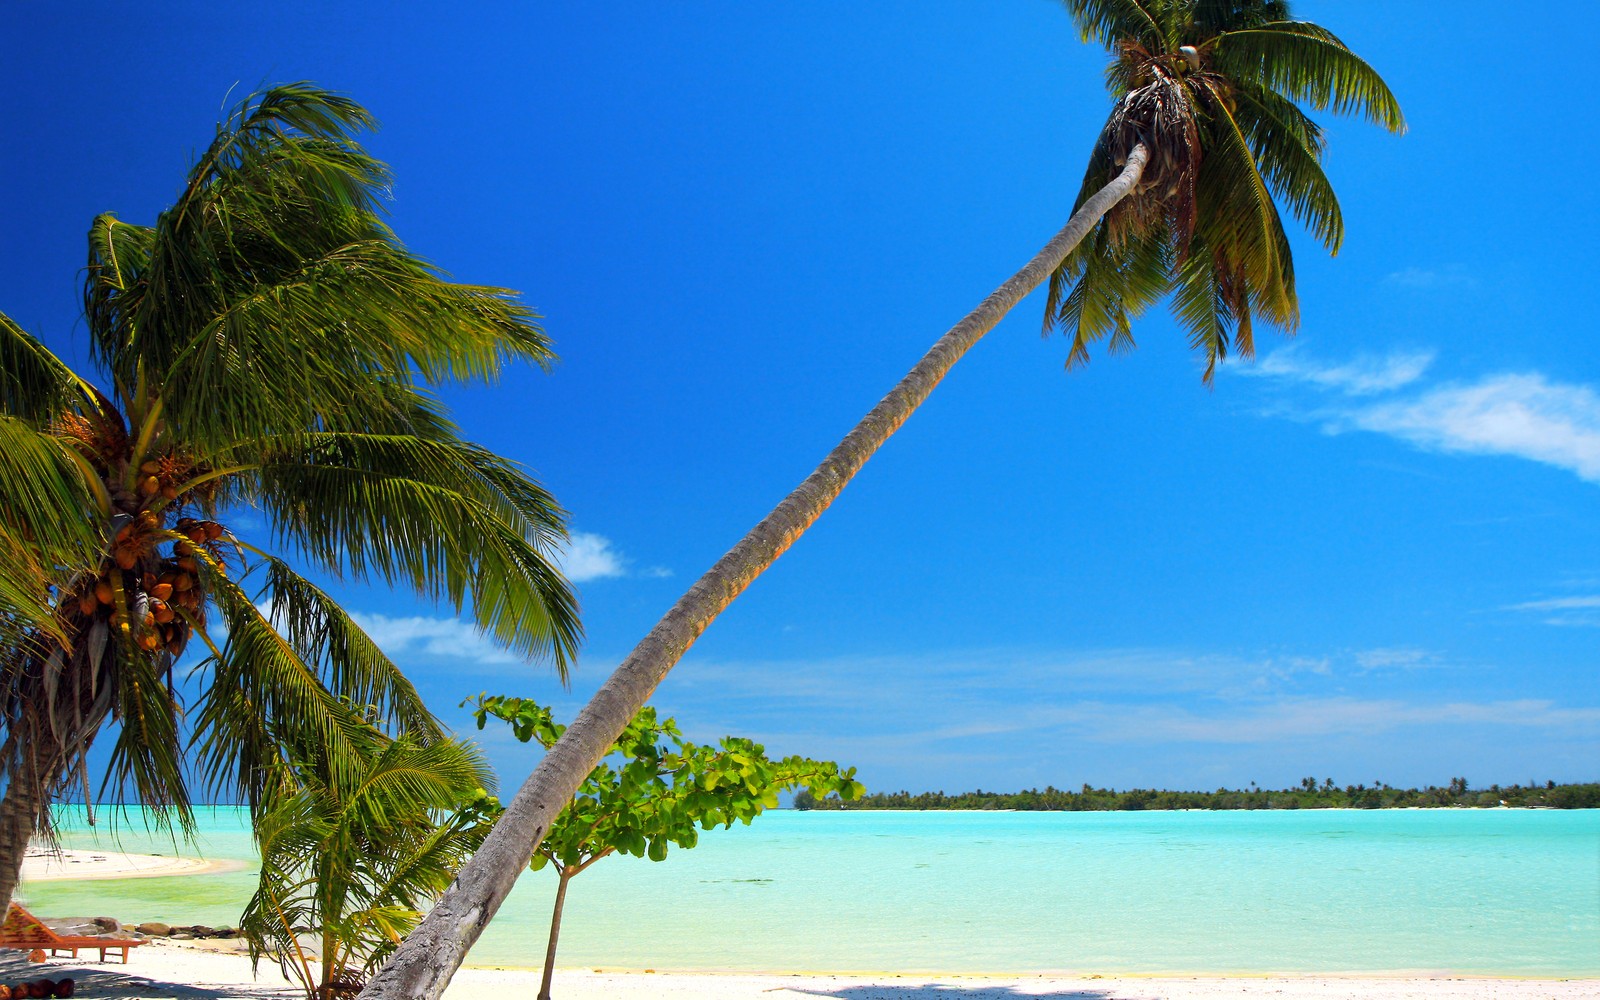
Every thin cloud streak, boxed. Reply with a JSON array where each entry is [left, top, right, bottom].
[[1343, 374, 1600, 483], [1075, 697, 1600, 745], [1237, 347, 1600, 485], [1383, 265, 1477, 290], [1240, 347, 1435, 395], [1505, 593, 1600, 628], [1506, 595, 1600, 612]]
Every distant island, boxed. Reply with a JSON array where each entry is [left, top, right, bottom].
[[794, 778, 1600, 811]]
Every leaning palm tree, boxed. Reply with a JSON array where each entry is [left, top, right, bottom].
[[0, 84, 581, 910], [365, 4, 1402, 996]]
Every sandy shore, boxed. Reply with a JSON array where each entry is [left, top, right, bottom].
[[0, 941, 1591, 1000], [20, 848, 248, 882]]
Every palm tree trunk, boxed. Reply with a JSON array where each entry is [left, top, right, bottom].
[[537, 870, 573, 1000], [0, 749, 69, 913], [363, 142, 1150, 1000]]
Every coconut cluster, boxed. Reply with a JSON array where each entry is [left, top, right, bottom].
[[50, 402, 238, 672], [58, 429, 233, 661], [69, 513, 226, 659]]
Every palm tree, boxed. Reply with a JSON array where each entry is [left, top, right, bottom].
[[241, 716, 496, 1000], [365, 4, 1403, 996], [0, 84, 581, 910]]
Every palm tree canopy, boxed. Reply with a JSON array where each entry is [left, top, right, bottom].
[[1048, 0, 1405, 382], [0, 84, 581, 843]]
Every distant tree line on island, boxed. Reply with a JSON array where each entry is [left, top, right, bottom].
[[794, 777, 1600, 811]]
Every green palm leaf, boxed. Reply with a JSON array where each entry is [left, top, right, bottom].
[[1062, 0, 1165, 50], [0, 313, 97, 422], [87, 84, 556, 454], [1230, 82, 1342, 251], [1208, 22, 1406, 132], [101, 629, 192, 830], [259, 557, 441, 743], [0, 417, 106, 644], [250, 433, 579, 673], [191, 566, 386, 812]]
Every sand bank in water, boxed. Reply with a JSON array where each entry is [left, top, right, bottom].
[[20, 848, 247, 882], [0, 940, 1593, 999]]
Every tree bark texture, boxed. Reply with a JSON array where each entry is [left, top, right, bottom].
[[537, 870, 572, 1000], [362, 143, 1150, 1000], [0, 749, 68, 912]]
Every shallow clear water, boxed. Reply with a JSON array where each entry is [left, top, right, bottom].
[[20, 807, 1600, 975]]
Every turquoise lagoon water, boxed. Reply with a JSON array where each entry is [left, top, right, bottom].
[[19, 808, 1599, 976]]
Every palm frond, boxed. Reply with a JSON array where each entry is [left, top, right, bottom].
[[83, 217, 156, 388], [101, 636, 193, 833], [1230, 81, 1342, 251], [259, 557, 441, 743], [1187, 0, 1292, 39], [0, 312, 97, 423], [1191, 79, 1295, 327], [341, 740, 490, 829], [1169, 235, 1232, 382], [1060, 0, 1165, 51], [86, 84, 554, 454], [191, 566, 376, 812], [0, 416, 106, 588], [250, 433, 580, 674], [1207, 21, 1406, 132], [0, 528, 62, 649]]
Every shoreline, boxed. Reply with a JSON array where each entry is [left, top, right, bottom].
[[529, 966, 1600, 981], [2, 943, 1593, 1000], [175, 940, 1600, 982]]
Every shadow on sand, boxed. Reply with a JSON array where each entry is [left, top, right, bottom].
[[0, 951, 297, 1000]]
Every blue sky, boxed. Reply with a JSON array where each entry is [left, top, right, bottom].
[[3, 2, 1596, 795]]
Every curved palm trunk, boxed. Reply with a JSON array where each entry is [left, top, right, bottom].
[[363, 143, 1150, 1000], [0, 749, 69, 911]]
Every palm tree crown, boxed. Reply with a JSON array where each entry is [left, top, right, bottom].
[[1048, 0, 1405, 381], [0, 84, 581, 905]]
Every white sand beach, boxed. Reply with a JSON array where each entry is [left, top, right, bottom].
[[0, 941, 1592, 1000], [20, 849, 248, 882]]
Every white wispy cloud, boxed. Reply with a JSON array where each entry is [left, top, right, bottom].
[[663, 644, 1464, 737], [1342, 374, 1600, 483], [557, 531, 628, 582], [1504, 594, 1600, 628], [675, 654, 1597, 748], [1073, 697, 1600, 745], [1506, 595, 1600, 612], [641, 645, 1595, 789], [348, 611, 521, 667], [555, 531, 672, 582], [1237, 346, 1600, 485], [1383, 265, 1476, 290], [1242, 347, 1435, 395], [1353, 646, 1439, 671]]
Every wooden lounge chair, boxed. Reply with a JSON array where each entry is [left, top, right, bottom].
[[0, 904, 145, 964]]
